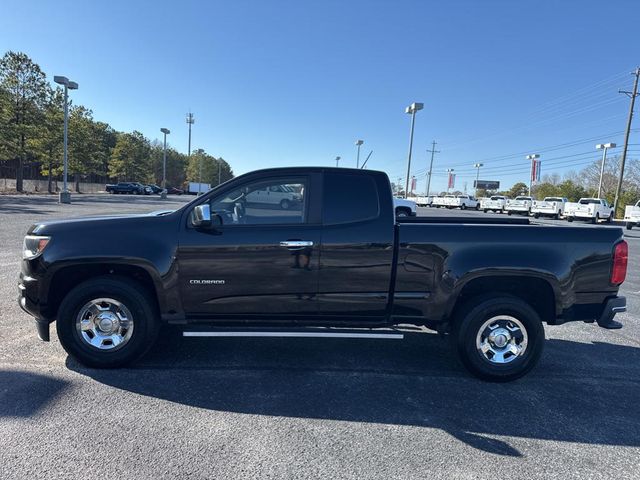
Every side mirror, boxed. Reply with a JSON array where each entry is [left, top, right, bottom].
[[192, 204, 212, 228]]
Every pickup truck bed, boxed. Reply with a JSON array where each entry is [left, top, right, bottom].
[[19, 167, 628, 381]]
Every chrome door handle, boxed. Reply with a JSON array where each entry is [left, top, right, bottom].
[[280, 240, 313, 249]]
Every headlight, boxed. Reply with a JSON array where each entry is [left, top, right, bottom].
[[23, 235, 51, 259]]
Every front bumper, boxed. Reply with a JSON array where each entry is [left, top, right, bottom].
[[18, 270, 53, 341]]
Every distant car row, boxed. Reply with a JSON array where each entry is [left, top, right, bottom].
[[409, 194, 632, 225], [481, 195, 616, 224], [105, 182, 184, 195]]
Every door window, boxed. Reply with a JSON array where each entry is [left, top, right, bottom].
[[203, 177, 308, 225]]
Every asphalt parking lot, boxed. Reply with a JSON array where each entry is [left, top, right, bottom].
[[1, 194, 639, 479]]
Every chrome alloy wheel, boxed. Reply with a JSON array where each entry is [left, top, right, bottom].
[[75, 298, 134, 351], [475, 315, 528, 364]]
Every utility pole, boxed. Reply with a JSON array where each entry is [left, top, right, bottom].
[[613, 67, 640, 216], [186, 111, 196, 193], [425, 140, 440, 197]]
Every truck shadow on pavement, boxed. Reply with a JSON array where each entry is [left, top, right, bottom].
[[0, 370, 69, 417], [67, 331, 640, 457]]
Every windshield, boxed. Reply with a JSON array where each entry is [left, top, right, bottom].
[[544, 197, 564, 202], [490, 196, 504, 200], [515, 196, 531, 201]]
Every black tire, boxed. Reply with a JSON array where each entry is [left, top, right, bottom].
[[606, 214, 612, 224], [483, 209, 488, 213], [567, 216, 574, 222], [627, 223, 634, 230], [593, 213, 599, 224], [56, 276, 160, 368], [396, 208, 409, 217], [507, 210, 512, 216], [451, 295, 545, 382], [534, 213, 540, 219], [280, 199, 290, 210], [461, 204, 467, 210]]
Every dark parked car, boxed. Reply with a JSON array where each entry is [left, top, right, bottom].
[[105, 182, 144, 194], [147, 184, 164, 194], [19, 167, 627, 381]]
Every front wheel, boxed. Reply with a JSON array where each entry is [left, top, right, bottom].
[[627, 223, 634, 230], [567, 216, 574, 222], [56, 276, 160, 368], [280, 199, 290, 210], [593, 213, 600, 224], [460, 204, 466, 210], [395, 208, 409, 217], [451, 296, 545, 382]]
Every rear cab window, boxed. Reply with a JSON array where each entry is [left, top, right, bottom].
[[323, 173, 379, 224]]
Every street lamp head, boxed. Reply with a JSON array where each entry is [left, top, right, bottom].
[[596, 143, 616, 149], [335, 156, 341, 160], [446, 168, 455, 172], [67, 81, 78, 90], [355, 140, 363, 146], [474, 163, 483, 168], [54, 75, 69, 86], [186, 112, 195, 124], [405, 102, 424, 114], [526, 154, 540, 160], [161, 128, 170, 134]]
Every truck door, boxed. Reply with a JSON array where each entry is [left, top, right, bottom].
[[177, 174, 322, 317], [317, 171, 395, 319]]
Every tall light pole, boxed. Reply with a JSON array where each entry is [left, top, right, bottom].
[[473, 163, 483, 197], [186, 112, 196, 193], [160, 128, 170, 199], [355, 140, 363, 168], [596, 143, 616, 198], [53, 76, 78, 204], [404, 102, 424, 199], [526, 154, 540, 195], [335, 156, 341, 167]]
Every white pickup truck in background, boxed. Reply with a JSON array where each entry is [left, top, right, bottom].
[[393, 197, 417, 217], [481, 195, 508, 213], [565, 198, 614, 223], [531, 197, 568, 219], [407, 195, 431, 207], [448, 195, 479, 210], [624, 201, 640, 230], [431, 196, 447, 208], [506, 196, 534, 216]]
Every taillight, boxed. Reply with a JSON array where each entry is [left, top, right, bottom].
[[611, 241, 628, 285]]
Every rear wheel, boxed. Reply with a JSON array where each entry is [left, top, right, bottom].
[[280, 199, 290, 210], [451, 296, 545, 382], [534, 212, 540, 219], [56, 276, 160, 368], [593, 213, 600, 224], [567, 216, 574, 222], [627, 223, 634, 230]]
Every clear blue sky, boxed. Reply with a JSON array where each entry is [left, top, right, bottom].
[[2, 0, 639, 192]]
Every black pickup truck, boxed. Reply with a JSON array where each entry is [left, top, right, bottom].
[[19, 167, 628, 381], [105, 182, 147, 195]]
